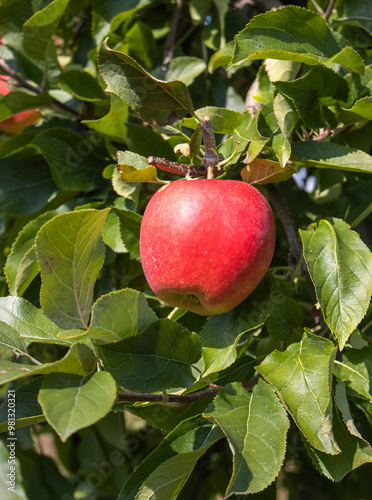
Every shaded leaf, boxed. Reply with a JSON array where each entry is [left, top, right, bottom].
[[0, 378, 44, 433], [0, 91, 50, 120], [200, 278, 271, 377], [36, 209, 110, 330], [266, 295, 304, 340], [32, 128, 106, 191], [0, 158, 57, 216], [273, 66, 348, 130], [5, 210, 61, 295], [118, 416, 224, 500], [204, 381, 290, 495], [0, 342, 96, 385], [38, 371, 116, 441], [333, 346, 372, 403], [98, 319, 201, 393], [304, 402, 372, 481], [58, 69, 107, 102], [257, 332, 339, 454], [300, 218, 372, 349]]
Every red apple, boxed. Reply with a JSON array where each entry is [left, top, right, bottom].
[[0, 75, 41, 135], [139, 179, 276, 315]]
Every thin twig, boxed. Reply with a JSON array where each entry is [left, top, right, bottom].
[[267, 184, 317, 303], [0, 58, 80, 118], [115, 387, 219, 404], [114, 379, 259, 405], [162, 0, 183, 69], [324, 0, 336, 20]]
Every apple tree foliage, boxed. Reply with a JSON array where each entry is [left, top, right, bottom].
[[0, 0, 372, 499]]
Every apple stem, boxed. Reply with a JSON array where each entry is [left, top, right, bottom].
[[200, 116, 219, 179]]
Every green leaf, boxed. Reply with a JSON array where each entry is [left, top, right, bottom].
[[98, 41, 194, 125], [208, 40, 235, 73], [266, 295, 304, 340], [0, 343, 96, 385], [0, 378, 44, 433], [195, 106, 244, 134], [114, 207, 142, 261], [304, 400, 372, 481], [91, 0, 155, 44], [340, 97, 372, 123], [200, 278, 271, 377], [125, 20, 156, 69], [22, 0, 70, 60], [335, 380, 364, 439], [333, 346, 372, 403], [118, 416, 224, 500], [334, 0, 372, 35], [58, 289, 157, 342], [300, 218, 372, 349], [0, 322, 27, 353], [83, 94, 128, 141], [103, 204, 143, 255], [292, 140, 372, 174], [204, 380, 290, 496], [265, 59, 301, 83], [274, 93, 298, 164], [257, 332, 339, 454], [31, 128, 106, 191], [38, 371, 116, 441], [0, 296, 71, 345], [153, 57, 206, 86], [0, 91, 50, 120], [258, 101, 291, 166], [0, 158, 57, 216], [273, 66, 348, 130], [58, 69, 107, 102], [117, 150, 165, 183], [5, 210, 61, 295], [229, 6, 364, 74], [0, 441, 28, 500], [97, 319, 201, 393], [36, 209, 110, 330]]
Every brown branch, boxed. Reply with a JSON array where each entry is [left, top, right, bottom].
[[115, 387, 219, 405], [162, 0, 183, 69], [267, 184, 317, 303], [114, 379, 259, 405], [0, 58, 80, 118], [324, 0, 336, 20]]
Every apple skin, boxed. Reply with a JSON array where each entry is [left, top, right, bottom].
[[0, 75, 41, 135], [139, 179, 276, 316]]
